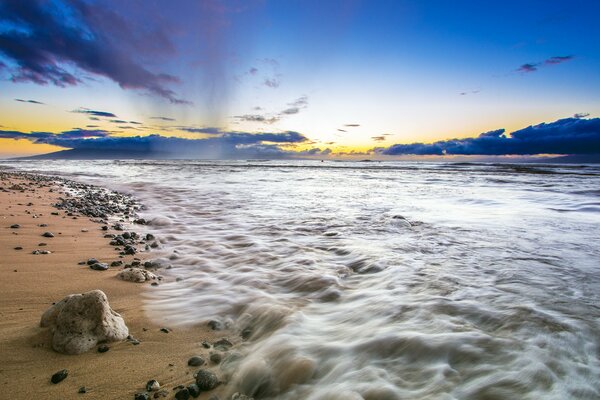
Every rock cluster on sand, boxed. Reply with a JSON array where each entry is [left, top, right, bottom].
[[117, 268, 157, 283], [40, 289, 129, 354]]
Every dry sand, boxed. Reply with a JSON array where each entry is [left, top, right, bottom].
[[0, 173, 228, 399]]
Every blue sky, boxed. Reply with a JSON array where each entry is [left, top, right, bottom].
[[0, 0, 599, 158]]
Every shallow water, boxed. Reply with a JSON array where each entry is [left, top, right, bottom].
[[4, 160, 600, 399]]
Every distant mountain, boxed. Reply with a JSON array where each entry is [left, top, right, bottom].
[[16, 148, 174, 160]]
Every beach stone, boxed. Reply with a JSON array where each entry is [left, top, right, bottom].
[[78, 386, 88, 393], [188, 356, 205, 367], [146, 379, 160, 391], [10, 224, 20, 229], [187, 384, 201, 398], [51, 369, 68, 384], [42, 231, 55, 237], [117, 268, 157, 283], [87, 258, 99, 265], [40, 289, 129, 354], [209, 352, 222, 364], [90, 262, 109, 271], [175, 388, 190, 400], [98, 344, 109, 353], [195, 369, 219, 391], [111, 260, 123, 267], [231, 394, 253, 400], [134, 393, 149, 400], [124, 245, 137, 255], [14, 246, 23, 250], [214, 338, 233, 351]]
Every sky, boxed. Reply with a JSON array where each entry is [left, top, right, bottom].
[[0, 0, 599, 159]]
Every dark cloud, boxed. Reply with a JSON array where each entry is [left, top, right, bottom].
[[72, 108, 117, 118], [249, 67, 258, 75], [129, 121, 142, 125], [574, 113, 590, 119], [179, 127, 224, 135], [151, 116, 176, 122], [517, 63, 540, 73], [371, 136, 386, 142], [545, 55, 574, 65], [344, 124, 360, 127], [517, 55, 574, 73], [15, 98, 44, 105], [288, 95, 308, 108], [281, 107, 299, 115], [337, 129, 347, 132], [109, 119, 128, 124], [0, 0, 188, 104], [376, 117, 600, 156], [0, 128, 311, 159]]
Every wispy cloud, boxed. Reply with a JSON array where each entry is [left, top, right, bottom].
[[15, 98, 45, 105], [517, 55, 574, 73], [150, 116, 176, 122], [72, 108, 117, 118], [264, 78, 280, 88]]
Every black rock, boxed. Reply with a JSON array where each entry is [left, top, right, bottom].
[[14, 246, 23, 250], [10, 224, 20, 229], [209, 352, 222, 364], [51, 369, 68, 384], [122, 231, 131, 239], [110, 260, 123, 267], [160, 327, 170, 333], [213, 338, 233, 351], [201, 341, 211, 349], [113, 223, 124, 231], [42, 231, 55, 238], [51, 212, 59, 216], [86, 258, 99, 265], [78, 386, 87, 393], [195, 369, 219, 391], [38, 242, 47, 246], [124, 245, 137, 255], [90, 262, 109, 271], [241, 328, 252, 340], [134, 393, 149, 400], [97, 344, 109, 353], [78, 261, 86, 265], [187, 383, 201, 398], [175, 388, 190, 400], [145, 233, 155, 241], [188, 356, 205, 367], [207, 320, 222, 330]]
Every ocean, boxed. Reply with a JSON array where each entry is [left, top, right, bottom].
[[3, 160, 600, 399]]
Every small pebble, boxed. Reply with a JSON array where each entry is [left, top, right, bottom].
[[10, 224, 20, 229], [175, 388, 190, 400], [42, 231, 54, 238], [78, 386, 87, 394], [14, 246, 23, 250], [51, 369, 68, 384], [146, 379, 160, 392], [187, 384, 200, 398], [195, 369, 219, 391], [160, 327, 171, 333], [97, 344, 109, 353], [134, 393, 149, 400]]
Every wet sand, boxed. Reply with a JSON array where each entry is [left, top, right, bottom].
[[0, 173, 226, 399]]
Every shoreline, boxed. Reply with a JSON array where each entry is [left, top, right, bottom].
[[0, 171, 229, 399]]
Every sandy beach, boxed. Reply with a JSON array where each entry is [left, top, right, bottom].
[[0, 172, 227, 400]]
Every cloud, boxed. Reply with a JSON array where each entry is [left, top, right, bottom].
[[264, 78, 280, 88], [376, 117, 600, 156], [179, 127, 224, 134], [517, 55, 574, 73], [129, 121, 143, 125], [151, 116, 176, 122], [517, 63, 540, 73], [289, 95, 308, 108], [15, 98, 44, 105], [545, 55, 574, 65], [0, 0, 189, 104], [249, 67, 258, 75], [574, 113, 590, 119], [337, 129, 347, 132], [72, 108, 117, 118], [371, 136, 386, 142], [344, 124, 360, 127], [109, 119, 128, 124], [0, 128, 312, 159], [281, 107, 299, 115]]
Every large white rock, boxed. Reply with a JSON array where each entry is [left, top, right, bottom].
[[40, 289, 129, 354], [117, 267, 157, 283]]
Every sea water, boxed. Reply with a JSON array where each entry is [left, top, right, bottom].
[[4, 160, 600, 399]]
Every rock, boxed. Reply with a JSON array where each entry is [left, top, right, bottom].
[[209, 352, 222, 364], [154, 389, 169, 398], [186, 384, 200, 398], [51, 212, 59, 216], [160, 327, 170, 333], [145, 233, 155, 241], [231, 394, 253, 400], [117, 268, 157, 283], [134, 393, 149, 400], [87, 258, 99, 265], [98, 344, 109, 353], [38, 242, 47, 246], [32, 250, 51, 255], [113, 223, 124, 231], [213, 338, 233, 351], [124, 245, 137, 255], [195, 369, 219, 391], [78, 386, 88, 393], [175, 388, 190, 400], [201, 341, 211, 349], [207, 320, 222, 330], [10, 224, 20, 229], [111, 260, 123, 267], [42, 231, 55, 238], [188, 356, 205, 367], [40, 290, 129, 354], [14, 246, 23, 250], [51, 369, 68, 384], [90, 262, 109, 271], [146, 379, 160, 391]]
